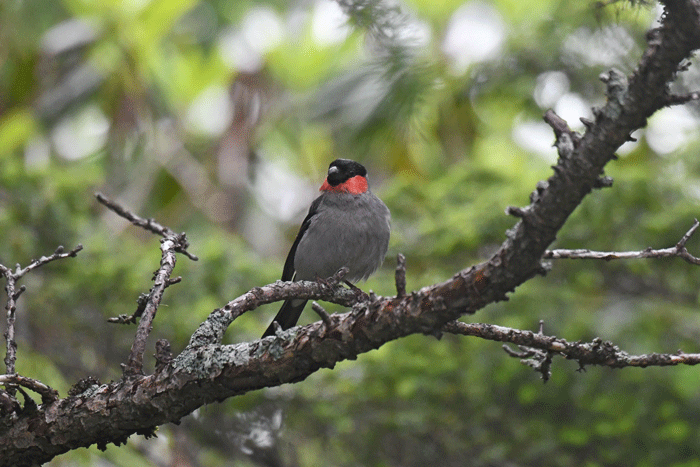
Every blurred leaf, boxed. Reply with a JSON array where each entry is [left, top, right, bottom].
[[0, 109, 36, 154]]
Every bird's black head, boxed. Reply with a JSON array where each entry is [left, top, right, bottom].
[[326, 159, 367, 187]]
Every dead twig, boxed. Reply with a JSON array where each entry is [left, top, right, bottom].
[[95, 192, 198, 261], [543, 219, 700, 265], [311, 302, 333, 331], [96, 193, 193, 376], [665, 90, 700, 106], [443, 321, 700, 374], [0, 374, 60, 404], [123, 234, 187, 376], [395, 253, 407, 298], [1, 244, 83, 376]]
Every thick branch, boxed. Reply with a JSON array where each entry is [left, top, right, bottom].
[[483, 0, 700, 320], [188, 268, 356, 347], [3, 1, 700, 466]]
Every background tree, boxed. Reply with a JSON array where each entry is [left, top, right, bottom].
[[2, 0, 700, 466]]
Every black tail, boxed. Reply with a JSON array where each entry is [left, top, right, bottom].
[[262, 299, 308, 338]]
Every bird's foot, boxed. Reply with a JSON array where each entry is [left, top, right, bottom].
[[344, 280, 369, 303], [328, 267, 349, 285], [316, 267, 349, 291], [314, 275, 334, 291]]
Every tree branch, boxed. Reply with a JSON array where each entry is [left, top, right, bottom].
[[0, 374, 59, 404], [3, 1, 700, 465], [188, 267, 355, 347], [543, 219, 700, 265], [310, 302, 333, 331], [95, 192, 198, 261], [122, 234, 188, 376], [665, 90, 700, 106], [443, 321, 700, 372], [395, 253, 407, 298], [1, 244, 83, 376], [95, 193, 195, 376]]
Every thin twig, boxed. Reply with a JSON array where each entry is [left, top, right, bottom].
[[0, 374, 59, 404], [0, 269, 19, 377], [500, 320, 552, 381], [95, 192, 198, 261], [543, 219, 700, 265], [1, 245, 83, 376], [676, 219, 700, 248], [543, 108, 581, 149], [665, 91, 700, 106], [311, 302, 333, 330], [14, 244, 84, 278], [443, 321, 700, 370], [108, 279, 181, 324], [95, 193, 196, 375], [123, 234, 185, 376], [395, 253, 407, 298]]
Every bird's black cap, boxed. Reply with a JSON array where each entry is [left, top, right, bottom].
[[326, 159, 367, 186]]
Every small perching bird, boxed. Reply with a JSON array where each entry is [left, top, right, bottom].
[[262, 159, 391, 338]]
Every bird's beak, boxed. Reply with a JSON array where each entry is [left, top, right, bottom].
[[328, 166, 339, 176]]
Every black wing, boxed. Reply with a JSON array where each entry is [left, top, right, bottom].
[[281, 195, 322, 281]]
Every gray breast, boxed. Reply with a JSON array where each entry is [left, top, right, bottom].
[[294, 192, 390, 282]]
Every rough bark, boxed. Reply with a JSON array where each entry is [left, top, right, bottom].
[[1, 0, 700, 465]]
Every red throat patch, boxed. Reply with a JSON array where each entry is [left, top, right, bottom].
[[320, 175, 368, 194]]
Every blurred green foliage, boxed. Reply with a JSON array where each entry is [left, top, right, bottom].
[[2, 0, 700, 466]]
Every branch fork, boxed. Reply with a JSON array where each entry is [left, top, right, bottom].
[[96, 193, 198, 376], [1, 244, 83, 380], [5, 1, 700, 463], [543, 219, 700, 265]]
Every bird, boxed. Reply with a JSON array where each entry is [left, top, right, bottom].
[[262, 158, 391, 338]]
